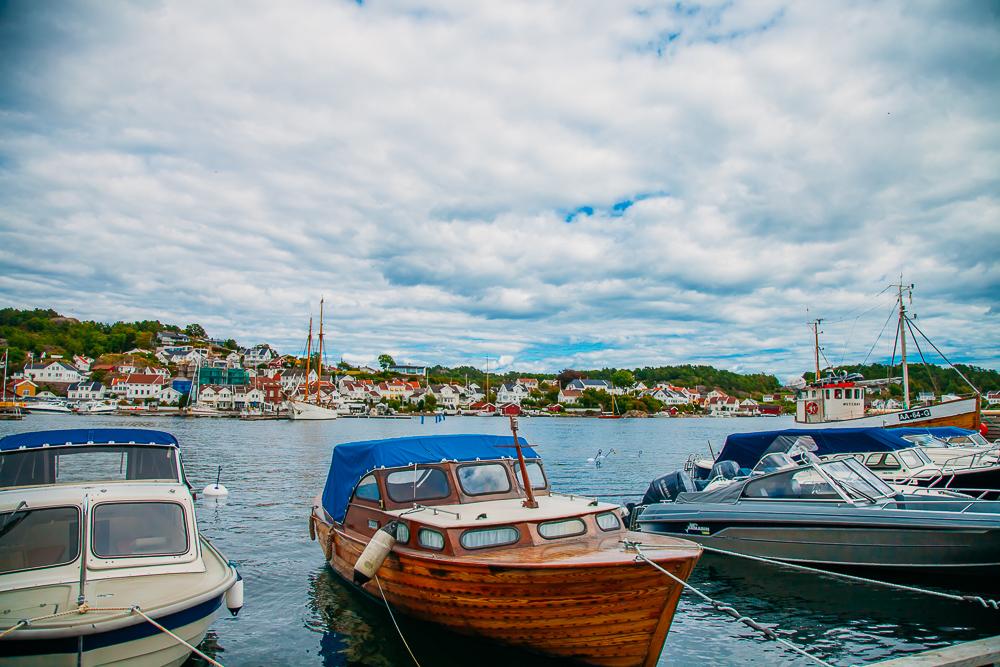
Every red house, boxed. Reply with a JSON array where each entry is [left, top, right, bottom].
[[498, 403, 522, 416]]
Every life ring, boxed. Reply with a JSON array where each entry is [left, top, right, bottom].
[[805, 401, 819, 415]]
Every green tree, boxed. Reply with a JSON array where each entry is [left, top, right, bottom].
[[378, 354, 395, 370], [184, 323, 206, 338], [611, 369, 635, 389], [223, 338, 238, 350]]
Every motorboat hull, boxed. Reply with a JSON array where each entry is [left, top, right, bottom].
[[0, 594, 222, 667], [638, 504, 1000, 569], [793, 397, 979, 430], [314, 518, 699, 667]]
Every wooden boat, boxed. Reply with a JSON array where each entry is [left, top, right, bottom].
[[288, 298, 339, 420], [310, 423, 702, 666]]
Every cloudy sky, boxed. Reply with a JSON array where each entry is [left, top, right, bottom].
[[1, 1, 997, 380]]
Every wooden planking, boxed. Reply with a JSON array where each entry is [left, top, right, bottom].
[[314, 519, 698, 667], [870, 635, 1000, 667]]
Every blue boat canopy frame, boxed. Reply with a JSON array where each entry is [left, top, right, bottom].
[[715, 427, 974, 470], [321, 434, 539, 524], [0, 428, 179, 451]]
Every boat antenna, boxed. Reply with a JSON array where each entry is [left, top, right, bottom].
[[508, 415, 538, 509], [304, 316, 313, 403]]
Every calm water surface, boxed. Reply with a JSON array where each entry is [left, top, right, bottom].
[[4, 415, 996, 666]]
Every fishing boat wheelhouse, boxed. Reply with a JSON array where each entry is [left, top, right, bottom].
[[0, 428, 242, 667], [310, 431, 701, 667]]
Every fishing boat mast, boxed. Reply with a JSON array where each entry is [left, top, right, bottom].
[[811, 319, 823, 383], [304, 317, 313, 403], [507, 415, 538, 508], [316, 298, 324, 406], [896, 278, 912, 409]]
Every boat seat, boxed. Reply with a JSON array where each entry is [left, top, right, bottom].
[[710, 460, 740, 480]]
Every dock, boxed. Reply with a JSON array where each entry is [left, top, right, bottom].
[[872, 635, 1000, 667]]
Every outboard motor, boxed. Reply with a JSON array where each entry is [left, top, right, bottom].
[[641, 470, 696, 505], [709, 460, 740, 481]]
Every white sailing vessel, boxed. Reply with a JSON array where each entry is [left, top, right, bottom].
[[288, 298, 339, 421]]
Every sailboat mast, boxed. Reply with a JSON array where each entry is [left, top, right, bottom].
[[305, 317, 313, 403], [812, 319, 823, 383], [898, 281, 910, 409], [485, 356, 490, 404], [317, 299, 324, 406], [2, 349, 8, 402]]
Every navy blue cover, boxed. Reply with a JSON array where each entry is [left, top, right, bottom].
[[321, 433, 538, 523], [716, 426, 974, 469], [0, 428, 178, 451]]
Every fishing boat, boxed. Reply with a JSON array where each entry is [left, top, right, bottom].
[[636, 442, 1000, 571], [794, 281, 981, 431], [0, 428, 243, 665], [309, 422, 702, 666], [288, 298, 338, 421]]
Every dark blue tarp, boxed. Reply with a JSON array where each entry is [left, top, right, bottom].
[[321, 434, 538, 523], [0, 428, 179, 451], [715, 426, 974, 469]]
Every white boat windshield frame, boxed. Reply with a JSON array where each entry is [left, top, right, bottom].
[[817, 458, 896, 503], [0, 444, 183, 489]]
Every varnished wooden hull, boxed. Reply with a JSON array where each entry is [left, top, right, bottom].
[[314, 520, 700, 666]]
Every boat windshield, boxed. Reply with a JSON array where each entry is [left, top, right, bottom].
[[899, 448, 932, 467], [943, 434, 991, 448], [819, 459, 895, 500], [742, 466, 840, 499], [0, 446, 180, 489], [0, 506, 80, 574], [902, 434, 950, 448], [752, 453, 795, 474]]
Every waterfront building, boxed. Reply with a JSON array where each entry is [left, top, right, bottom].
[[67, 381, 105, 401], [496, 382, 529, 405], [565, 378, 612, 392], [23, 360, 84, 384], [557, 388, 582, 404]]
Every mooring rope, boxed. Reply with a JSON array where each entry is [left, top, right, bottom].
[[698, 544, 1000, 610], [374, 573, 422, 667], [0, 603, 226, 666], [633, 545, 835, 667]]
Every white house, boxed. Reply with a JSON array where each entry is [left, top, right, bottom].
[[496, 382, 529, 405], [566, 379, 612, 393], [430, 384, 463, 409], [23, 361, 85, 384], [72, 355, 94, 372], [738, 398, 759, 416], [706, 396, 739, 415], [157, 386, 183, 405], [243, 345, 275, 367], [111, 374, 168, 401], [67, 381, 105, 400], [557, 388, 583, 405], [987, 390, 1000, 406]]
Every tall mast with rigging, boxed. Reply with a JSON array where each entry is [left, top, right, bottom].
[[304, 317, 313, 403], [317, 298, 325, 406], [811, 319, 823, 383], [896, 278, 912, 409]]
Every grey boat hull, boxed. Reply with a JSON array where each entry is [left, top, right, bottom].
[[637, 503, 1000, 569]]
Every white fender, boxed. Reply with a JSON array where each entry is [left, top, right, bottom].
[[353, 523, 397, 585], [226, 571, 244, 616], [203, 483, 229, 497]]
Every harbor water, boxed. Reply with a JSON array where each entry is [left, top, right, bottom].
[[4, 415, 997, 666]]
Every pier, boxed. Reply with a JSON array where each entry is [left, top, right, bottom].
[[872, 635, 1000, 667]]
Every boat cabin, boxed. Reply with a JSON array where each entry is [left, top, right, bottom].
[[321, 434, 627, 558], [796, 373, 867, 423], [0, 429, 201, 585]]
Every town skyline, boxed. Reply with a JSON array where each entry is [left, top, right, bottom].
[[1, 3, 997, 380]]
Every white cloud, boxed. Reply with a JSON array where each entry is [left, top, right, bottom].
[[0, 1, 997, 378]]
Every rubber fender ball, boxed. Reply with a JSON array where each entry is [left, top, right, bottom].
[[353, 522, 398, 585]]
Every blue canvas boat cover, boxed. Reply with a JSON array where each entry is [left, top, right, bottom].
[[321, 433, 538, 523], [716, 426, 973, 469], [0, 428, 179, 451]]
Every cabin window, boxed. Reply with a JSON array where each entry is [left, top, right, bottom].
[[596, 512, 620, 532], [460, 526, 520, 550], [538, 518, 586, 539], [743, 468, 839, 500], [825, 390, 831, 399], [354, 474, 381, 502], [0, 506, 79, 574], [513, 461, 547, 491], [92, 502, 188, 558], [882, 454, 900, 470], [385, 467, 451, 504], [417, 527, 445, 550], [457, 463, 511, 496], [834, 389, 842, 399], [394, 522, 410, 544], [899, 450, 925, 468]]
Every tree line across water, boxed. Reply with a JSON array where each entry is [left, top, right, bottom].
[[1, 307, 996, 398]]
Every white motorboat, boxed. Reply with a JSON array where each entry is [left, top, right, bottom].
[[74, 400, 118, 414], [24, 401, 73, 415], [0, 428, 243, 666]]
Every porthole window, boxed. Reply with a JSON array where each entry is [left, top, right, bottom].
[[394, 522, 410, 544], [596, 512, 620, 532], [538, 518, 586, 539], [460, 526, 519, 550], [418, 527, 445, 550]]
